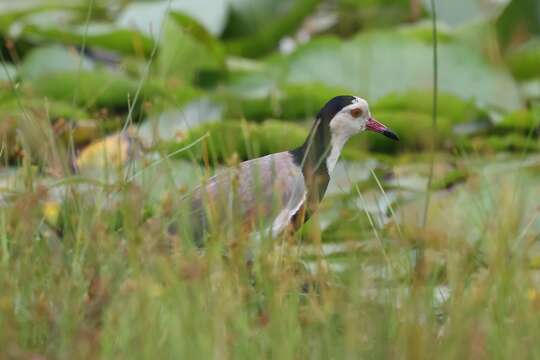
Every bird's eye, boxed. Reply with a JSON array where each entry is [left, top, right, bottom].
[[350, 108, 363, 118]]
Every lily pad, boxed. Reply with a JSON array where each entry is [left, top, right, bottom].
[[0, 63, 16, 87], [497, 0, 540, 50], [422, 0, 510, 27], [15, 22, 154, 56], [338, 0, 415, 33], [373, 90, 487, 123], [19, 45, 94, 80], [276, 28, 522, 111], [138, 97, 223, 146], [224, 70, 277, 99], [160, 118, 380, 164], [222, 83, 351, 121], [28, 70, 163, 110], [494, 109, 540, 134], [164, 120, 308, 162], [430, 168, 469, 190], [459, 133, 540, 153], [116, 0, 229, 37], [224, 0, 301, 38], [0, 97, 89, 121], [507, 39, 540, 80], [519, 80, 540, 103], [0, 3, 88, 33], [347, 110, 453, 153], [254, 119, 309, 153], [397, 21, 454, 44], [156, 12, 226, 82], [163, 109, 460, 160], [224, 0, 320, 57]]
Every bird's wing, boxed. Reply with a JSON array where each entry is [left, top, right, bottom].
[[187, 152, 306, 239], [238, 152, 306, 237]]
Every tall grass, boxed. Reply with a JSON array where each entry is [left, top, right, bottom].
[[0, 151, 539, 359], [422, 0, 438, 228]]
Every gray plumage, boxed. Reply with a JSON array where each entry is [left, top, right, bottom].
[[179, 152, 306, 244]]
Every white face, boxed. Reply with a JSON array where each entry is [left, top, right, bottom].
[[328, 96, 371, 139], [325, 96, 372, 173]]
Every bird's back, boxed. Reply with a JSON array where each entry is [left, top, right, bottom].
[[178, 151, 306, 244]]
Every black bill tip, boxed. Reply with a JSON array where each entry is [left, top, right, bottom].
[[383, 129, 399, 141]]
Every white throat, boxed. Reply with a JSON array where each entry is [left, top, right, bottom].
[[325, 97, 369, 173], [325, 132, 350, 173]]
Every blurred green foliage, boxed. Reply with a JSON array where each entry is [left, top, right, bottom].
[[0, 0, 538, 164]]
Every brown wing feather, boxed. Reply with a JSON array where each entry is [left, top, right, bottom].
[[183, 152, 305, 243]]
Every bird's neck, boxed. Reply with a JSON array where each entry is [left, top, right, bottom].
[[291, 119, 331, 173], [291, 119, 350, 175], [325, 131, 349, 173], [290, 119, 338, 209]]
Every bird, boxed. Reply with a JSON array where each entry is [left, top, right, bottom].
[[174, 95, 399, 245]]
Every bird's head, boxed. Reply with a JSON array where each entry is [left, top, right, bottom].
[[319, 95, 399, 142]]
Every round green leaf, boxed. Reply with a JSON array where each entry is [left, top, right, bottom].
[[19, 45, 93, 81], [279, 29, 522, 111]]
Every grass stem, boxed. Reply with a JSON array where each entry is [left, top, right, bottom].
[[422, 0, 438, 228]]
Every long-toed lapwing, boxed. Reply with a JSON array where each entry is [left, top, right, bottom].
[[179, 95, 399, 244]]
